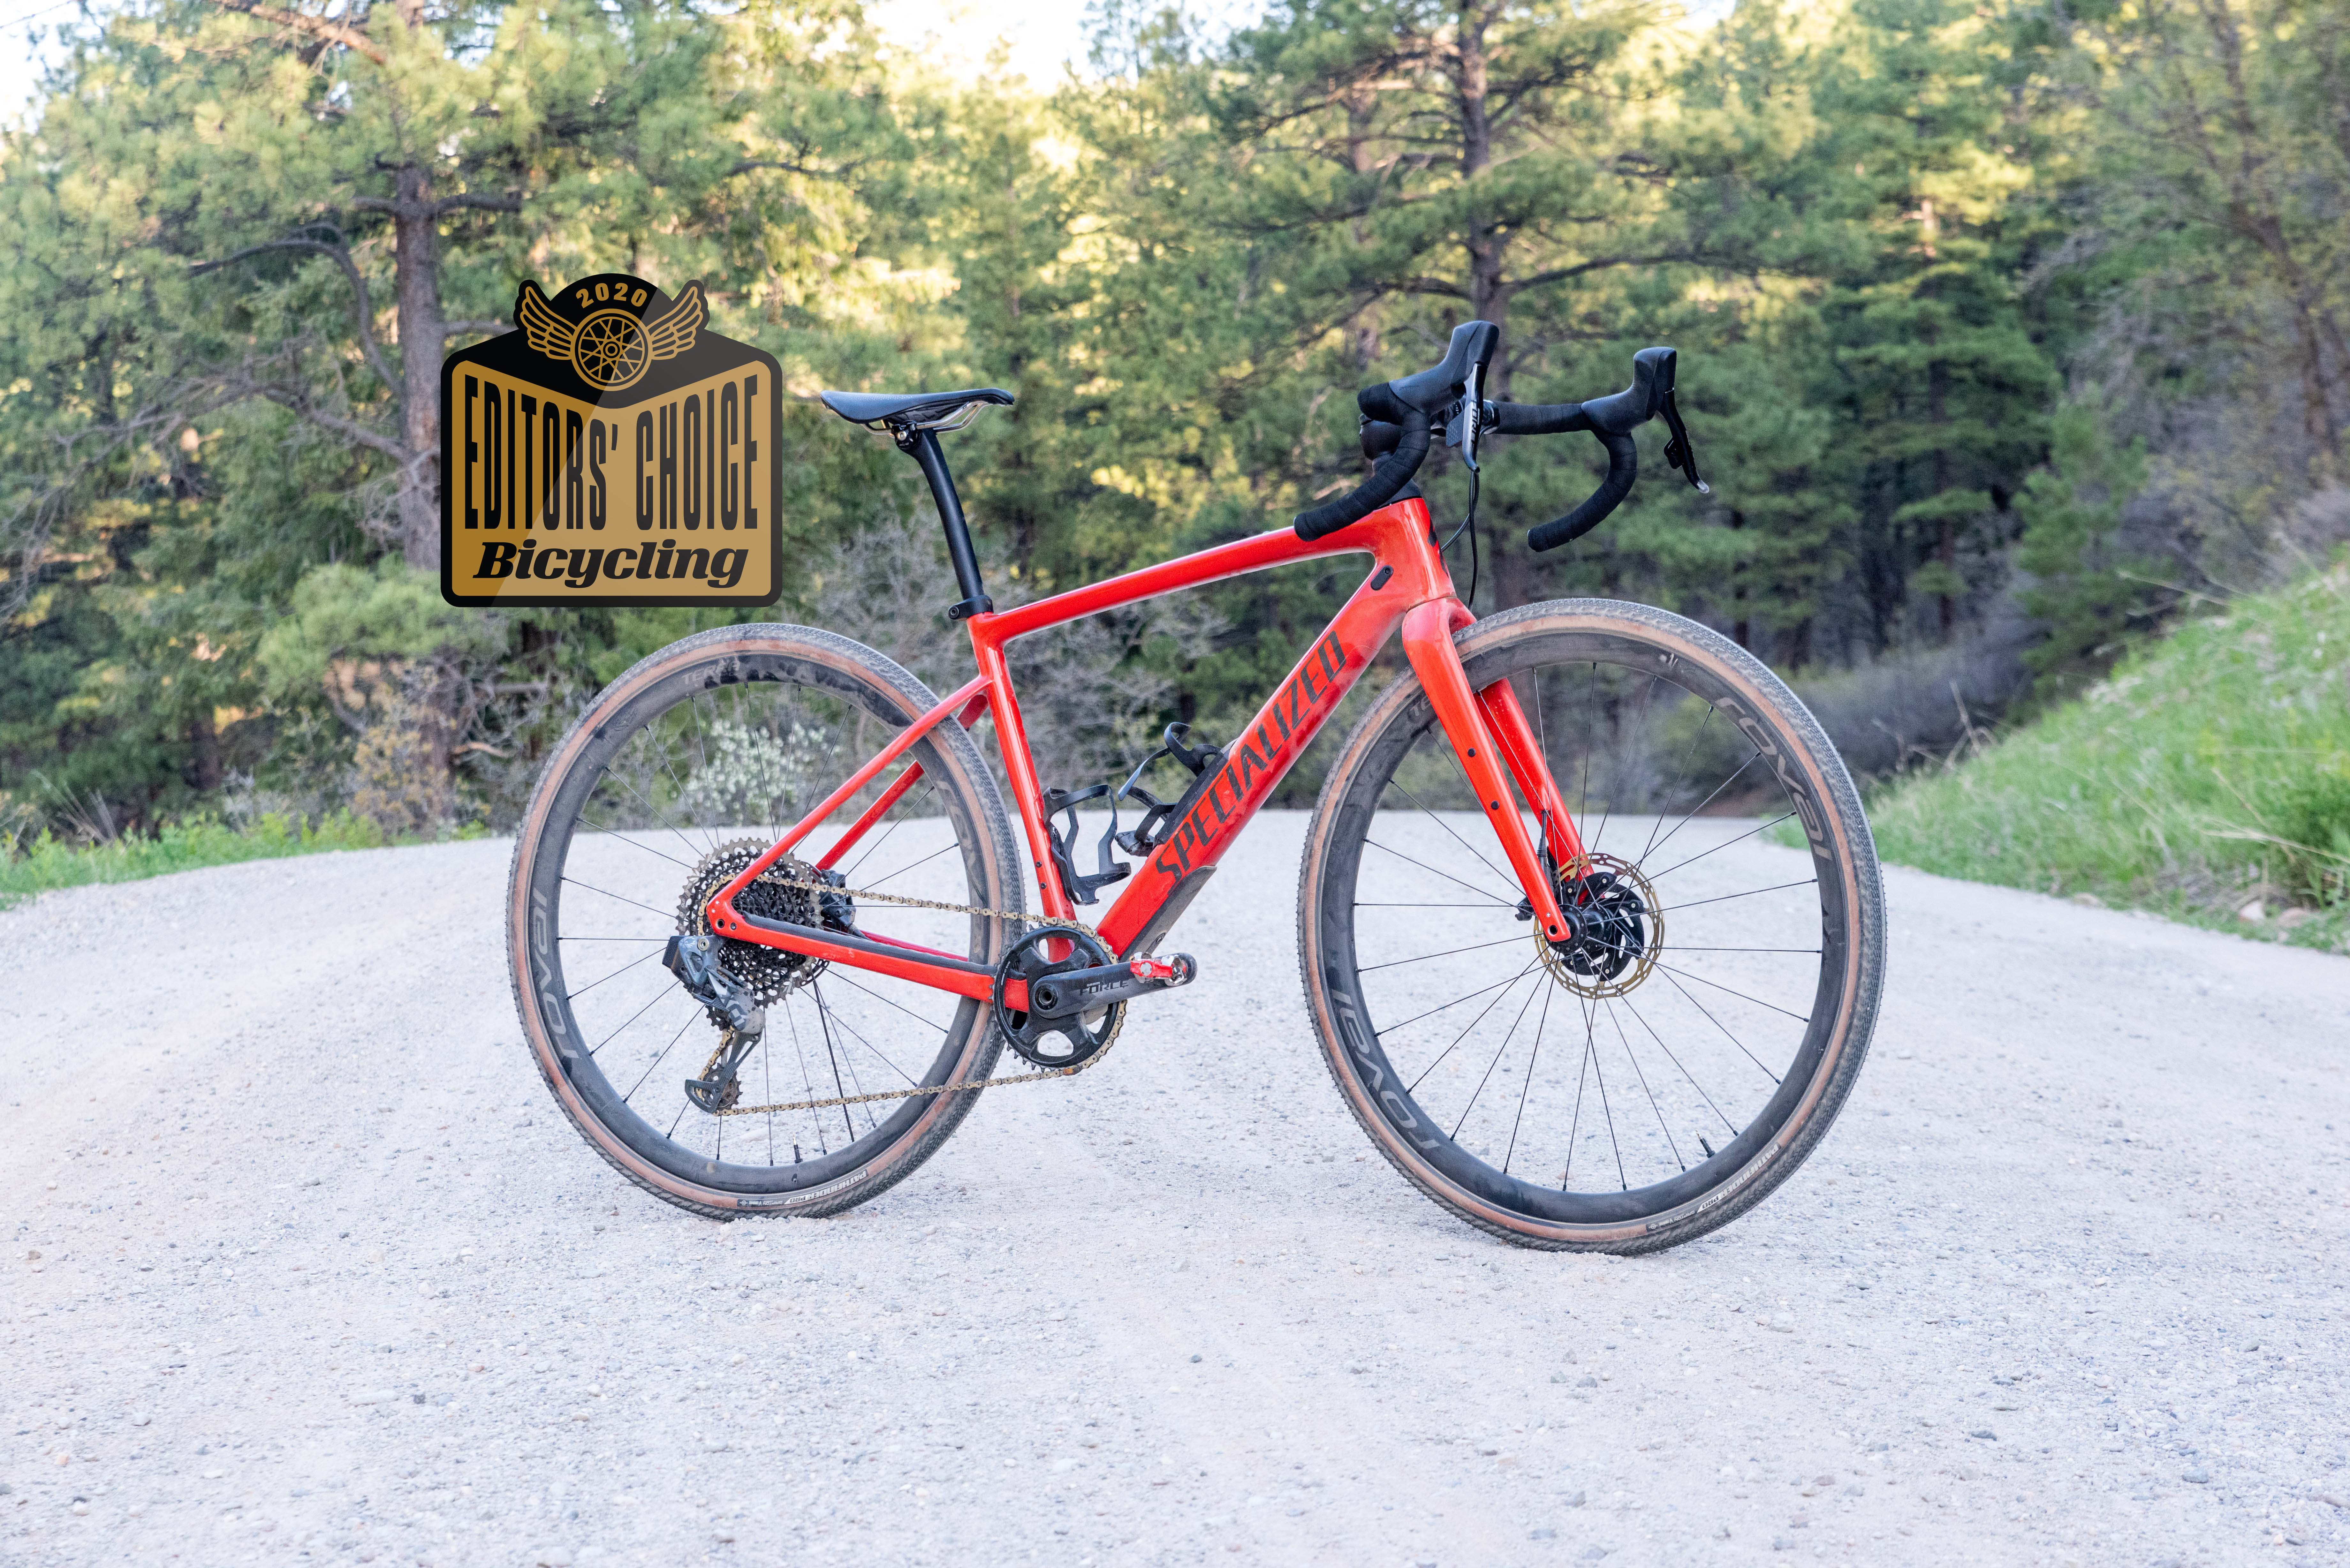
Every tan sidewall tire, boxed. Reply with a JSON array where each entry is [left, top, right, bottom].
[[505, 623, 1021, 1219], [1298, 599, 1885, 1253]]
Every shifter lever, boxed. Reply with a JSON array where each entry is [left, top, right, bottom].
[[1658, 391, 1709, 495]]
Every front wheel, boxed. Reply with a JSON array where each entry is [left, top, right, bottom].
[[1299, 599, 1885, 1252]]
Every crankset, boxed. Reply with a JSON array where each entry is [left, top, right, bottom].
[[992, 924, 1195, 1069], [661, 861, 1197, 1118]]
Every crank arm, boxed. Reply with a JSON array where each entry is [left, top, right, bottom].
[[1027, 953, 1197, 1019]]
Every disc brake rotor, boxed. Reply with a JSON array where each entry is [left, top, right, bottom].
[[1535, 851, 1662, 1000]]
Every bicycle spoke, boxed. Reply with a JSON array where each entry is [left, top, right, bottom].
[[861, 841, 955, 894], [652, 742, 719, 859], [603, 749, 713, 864], [1406, 966, 1539, 1096], [1607, 1000, 1683, 1172], [761, 1032, 776, 1166], [565, 946, 663, 1002], [1563, 993, 1595, 1187], [1658, 878, 1817, 916], [624, 1005, 702, 1103], [1620, 993, 1740, 1136], [1645, 812, 1796, 884], [1591, 1019, 1626, 1191], [1450, 975, 1544, 1142], [681, 692, 730, 850], [1656, 944, 1822, 954], [578, 809, 698, 872], [815, 981, 881, 1137], [1575, 663, 1594, 849], [780, 996, 829, 1158], [1650, 958, 1810, 1025], [1359, 933, 1529, 975], [1374, 961, 1544, 1040], [1637, 758, 1767, 869], [812, 984, 921, 1089], [1641, 704, 1717, 862], [1406, 766, 1518, 893], [1589, 671, 1664, 860], [594, 979, 688, 1058], [827, 972, 956, 1039], [1362, 837, 1517, 906], [809, 983, 857, 1141], [841, 780, 940, 883], [1502, 979, 1553, 1176], [1659, 968, 1785, 1083], [561, 876, 676, 923]]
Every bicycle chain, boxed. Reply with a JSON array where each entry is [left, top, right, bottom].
[[696, 869, 1125, 1119]]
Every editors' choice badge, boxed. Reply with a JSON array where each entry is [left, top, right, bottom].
[[440, 273, 782, 607]]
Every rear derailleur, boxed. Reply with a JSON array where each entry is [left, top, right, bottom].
[[664, 933, 766, 1113]]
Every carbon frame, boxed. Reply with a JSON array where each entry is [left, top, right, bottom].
[[703, 496, 1590, 1005]]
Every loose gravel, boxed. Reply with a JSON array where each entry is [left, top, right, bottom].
[[4, 813, 2348, 1566]]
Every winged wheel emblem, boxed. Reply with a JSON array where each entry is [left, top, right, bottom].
[[517, 280, 705, 392]]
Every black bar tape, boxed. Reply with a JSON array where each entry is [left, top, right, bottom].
[[1486, 400, 1594, 437], [1295, 415, 1429, 541], [1357, 383, 1413, 425], [1527, 431, 1637, 552]]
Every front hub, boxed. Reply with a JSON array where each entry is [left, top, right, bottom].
[[1533, 852, 1661, 999]]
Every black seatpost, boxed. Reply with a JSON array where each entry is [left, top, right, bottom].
[[898, 427, 993, 620]]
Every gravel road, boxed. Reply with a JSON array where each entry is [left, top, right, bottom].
[[5, 812, 2349, 1568]]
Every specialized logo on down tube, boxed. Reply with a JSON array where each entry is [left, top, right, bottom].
[[439, 272, 783, 608], [1149, 629, 1353, 878]]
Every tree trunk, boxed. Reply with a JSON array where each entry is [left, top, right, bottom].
[[1728, 508, 1749, 648], [1455, 6, 1536, 614], [1346, 88, 1382, 375], [1929, 356, 1955, 640], [393, 163, 445, 573], [188, 711, 223, 793]]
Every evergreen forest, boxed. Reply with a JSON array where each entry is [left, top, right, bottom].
[[3, 0, 2346, 850]]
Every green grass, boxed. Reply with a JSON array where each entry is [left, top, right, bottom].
[[0, 811, 403, 909], [1861, 563, 2350, 953]]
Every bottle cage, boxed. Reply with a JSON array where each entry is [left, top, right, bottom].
[[1043, 782, 1130, 906], [1044, 723, 1226, 906]]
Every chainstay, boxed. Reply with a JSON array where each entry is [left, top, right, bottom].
[[706, 872, 1122, 1118]]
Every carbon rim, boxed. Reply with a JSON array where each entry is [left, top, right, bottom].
[[512, 631, 1012, 1200], [1312, 608, 1866, 1232]]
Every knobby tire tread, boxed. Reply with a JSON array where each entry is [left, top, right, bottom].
[[1298, 598, 1886, 1253], [506, 622, 1022, 1222]]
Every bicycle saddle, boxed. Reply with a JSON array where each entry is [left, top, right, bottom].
[[819, 387, 1014, 431]]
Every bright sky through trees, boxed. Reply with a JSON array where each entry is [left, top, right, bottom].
[[2, 0, 1110, 115]]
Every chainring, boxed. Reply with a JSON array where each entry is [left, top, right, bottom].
[[994, 925, 1122, 1069], [675, 839, 840, 1002]]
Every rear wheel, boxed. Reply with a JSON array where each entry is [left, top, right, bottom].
[[1299, 599, 1884, 1252], [507, 623, 1022, 1218]]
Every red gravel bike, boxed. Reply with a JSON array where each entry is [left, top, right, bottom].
[[507, 324, 1885, 1251]]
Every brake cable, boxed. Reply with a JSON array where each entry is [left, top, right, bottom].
[[1440, 375, 1486, 609], [1441, 464, 1481, 610]]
